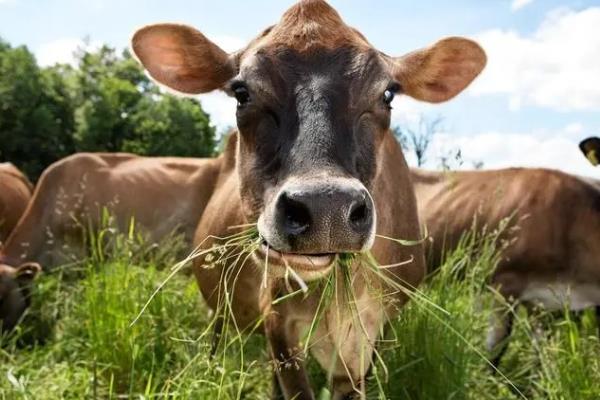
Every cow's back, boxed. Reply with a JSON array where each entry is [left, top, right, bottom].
[[0, 163, 33, 243], [412, 167, 600, 282], [1, 153, 221, 267], [95, 153, 221, 243]]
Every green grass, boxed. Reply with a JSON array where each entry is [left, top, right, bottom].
[[2, 220, 600, 399]]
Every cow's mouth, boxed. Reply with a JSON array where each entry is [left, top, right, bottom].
[[254, 240, 336, 281]]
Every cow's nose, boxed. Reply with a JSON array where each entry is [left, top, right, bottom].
[[348, 196, 372, 235], [279, 192, 311, 236], [274, 181, 374, 250]]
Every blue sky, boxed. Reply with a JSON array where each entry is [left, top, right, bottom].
[[1, 0, 600, 175]]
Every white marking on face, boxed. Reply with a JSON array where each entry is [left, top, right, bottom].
[[521, 281, 600, 311]]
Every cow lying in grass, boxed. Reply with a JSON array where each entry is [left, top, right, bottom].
[[412, 167, 600, 366], [0, 152, 220, 333], [132, 0, 486, 398]]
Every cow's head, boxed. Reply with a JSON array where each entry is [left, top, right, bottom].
[[580, 137, 600, 166], [0, 262, 40, 333], [132, 0, 486, 280]]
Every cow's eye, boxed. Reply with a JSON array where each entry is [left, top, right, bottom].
[[383, 84, 401, 108], [232, 84, 250, 106], [383, 89, 395, 105]]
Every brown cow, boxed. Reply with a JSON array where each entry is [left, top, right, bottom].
[[0, 152, 221, 333], [412, 167, 600, 365], [0, 163, 38, 334], [0, 163, 33, 243], [132, 1, 486, 398]]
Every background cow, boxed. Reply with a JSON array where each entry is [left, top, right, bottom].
[[0, 152, 221, 333], [0, 163, 33, 243], [131, 0, 486, 398], [0, 163, 37, 334], [411, 167, 600, 365]]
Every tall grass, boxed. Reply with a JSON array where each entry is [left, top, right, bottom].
[[2, 218, 600, 399], [369, 222, 508, 399], [0, 217, 270, 399]]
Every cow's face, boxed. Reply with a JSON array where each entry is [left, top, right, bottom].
[[132, 0, 486, 280], [0, 263, 40, 333]]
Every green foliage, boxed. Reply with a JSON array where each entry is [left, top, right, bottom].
[[124, 95, 215, 157], [370, 223, 505, 399], [0, 225, 269, 399], [0, 39, 75, 177], [71, 46, 215, 159], [3, 222, 600, 399], [0, 38, 216, 180], [367, 223, 600, 400]]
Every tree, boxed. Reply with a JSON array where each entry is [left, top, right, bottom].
[[0, 40, 75, 178], [0, 38, 217, 180], [124, 95, 214, 157], [71, 46, 216, 157], [438, 148, 464, 171], [393, 116, 443, 167]]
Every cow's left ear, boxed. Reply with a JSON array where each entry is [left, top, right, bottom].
[[131, 23, 236, 94], [389, 37, 486, 103], [15, 262, 41, 283], [580, 137, 600, 166]]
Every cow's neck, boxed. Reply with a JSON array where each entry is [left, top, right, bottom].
[[0, 214, 50, 267], [367, 132, 425, 291]]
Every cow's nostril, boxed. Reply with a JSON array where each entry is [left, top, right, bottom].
[[280, 193, 311, 236], [349, 199, 372, 232]]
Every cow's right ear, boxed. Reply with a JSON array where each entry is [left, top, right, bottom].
[[579, 137, 600, 166], [131, 24, 236, 94]]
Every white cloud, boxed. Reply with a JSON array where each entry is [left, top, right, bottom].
[[564, 122, 584, 136], [197, 91, 236, 133], [390, 96, 439, 127], [35, 38, 100, 67], [470, 7, 600, 112], [511, 0, 534, 12], [211, 35, 246, 53], [421, 130, 597, 177]]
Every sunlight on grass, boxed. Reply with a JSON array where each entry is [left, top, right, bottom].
[[2, 215, 600, 399]]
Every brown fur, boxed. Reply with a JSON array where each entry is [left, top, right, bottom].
[[258, 0, 370, 53], [0, 163, 33, 244]]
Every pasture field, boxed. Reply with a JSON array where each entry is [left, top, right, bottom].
[[1, 224, 599, 400]]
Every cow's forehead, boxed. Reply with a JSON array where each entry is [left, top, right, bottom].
[[233, 0, 391, 95], [251, 0, 371, 53], [238, 46, 388, 94]]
